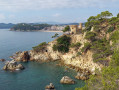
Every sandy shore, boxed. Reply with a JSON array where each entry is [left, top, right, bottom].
[[10, 30, 63, 32], [40, 30, 63, 32]]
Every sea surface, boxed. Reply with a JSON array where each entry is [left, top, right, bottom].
[[0, 29, 85, 90]]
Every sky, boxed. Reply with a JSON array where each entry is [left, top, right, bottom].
[[0, 0, 119, 24]]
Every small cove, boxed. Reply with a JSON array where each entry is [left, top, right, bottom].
[[0, 29, 85, 90]]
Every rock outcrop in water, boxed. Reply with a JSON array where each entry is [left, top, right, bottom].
[[60, 76, 75, 84], [3, 60, 25, 71], [12, 51, 30, 62], [0, 59, 5, 62], [45, 83, 55, 90]]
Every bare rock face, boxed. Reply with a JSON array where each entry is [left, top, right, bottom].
[[20, 51, 30, 62], [75, 72, 90, 80], [60, 76, 75, 84], [3, 60, 25, 71], [45, 83, 55, 90], [0, 59, 5, 62], [14, 51, 30, 62]]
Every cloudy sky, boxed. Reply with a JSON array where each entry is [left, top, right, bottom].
[[0, 0, 119, 23]]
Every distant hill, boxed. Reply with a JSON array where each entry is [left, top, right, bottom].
[[0, 23, 15, 29], [10, 23, 52, 31]]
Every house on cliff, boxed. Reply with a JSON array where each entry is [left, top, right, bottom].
[[69, 23, 82, 34]]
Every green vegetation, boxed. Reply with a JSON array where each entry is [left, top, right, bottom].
[[81, 42, 91, 53], [76, 49, 119, 90], [52, 33, 59, 38], [110, 30, 119, 43], [52, 35, 71, 53], [107, 26, 114, 33], [32, 42, 47, 52], [85, 32, 96, 41], [91, 38, 113, 63], [85, 11, 113, 32], [77, 52, 82, 56], [70, 42, 81, 48], [62, 26, 70, 32], [109, 17, 119, 29], [11, 23, 51, 31], [76, 11, 119, 90], [117, 13, 119, 18]]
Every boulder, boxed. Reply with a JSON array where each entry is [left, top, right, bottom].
[[3, 60, 25, 71], [75, 72, 89, 80], [45, 83, 55, 90], [0, 59, 5, 62], [16, 64, 25, 70], [60, 76, 75, 84]]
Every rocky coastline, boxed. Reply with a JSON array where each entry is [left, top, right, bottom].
[[10, 34, 101, 73], [1, 32, 104, 89], [4, 33, 103, 83]]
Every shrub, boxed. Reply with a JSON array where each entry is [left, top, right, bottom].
[[110, 30, 119, 43], [107, 27, 114, 33], [62, 26, 70, 32], [77, 52, 82, 56], [52, 33, 59, 38], [91, 38, 113, 62], [85, 31, 96, 41], [81, 42, 91, 52], [111, 50, 119, 66], [52, 44, 57, 51], [52, 35, 71, 53], [32, 42, 47, 52], [117, 25, 119, 29]]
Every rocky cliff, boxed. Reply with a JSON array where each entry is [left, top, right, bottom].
[[13, 33, 103, 73]]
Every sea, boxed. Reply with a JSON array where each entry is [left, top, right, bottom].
[[0, 29, 85, 90]]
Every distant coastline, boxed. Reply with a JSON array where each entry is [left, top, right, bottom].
[[10, 29, 63, 32], [40, 30, 63, 32]]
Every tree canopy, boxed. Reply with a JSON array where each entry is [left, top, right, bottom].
[[62, 26, 70, 32], [11, 23, 51, 31]]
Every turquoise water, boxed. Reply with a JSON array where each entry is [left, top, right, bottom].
[[0, 29, 85, 90]]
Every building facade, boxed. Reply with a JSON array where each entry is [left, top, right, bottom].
[[70, 23, 82, 34]]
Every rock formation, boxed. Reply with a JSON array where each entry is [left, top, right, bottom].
[[45, 83, 55, 90], [60, 76, 75, 84], [12, 34, 102, 74], [3, 60, 25, 71], [75, 72, 90, 80], [0, 59, 5, 62], [13, 51, 30, 62]]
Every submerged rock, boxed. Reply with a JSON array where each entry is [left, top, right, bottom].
[[3, 60, 25, 71], [0, 59, 5, 62], [45, 83, 55, 90], [60, 76, 75, 84]]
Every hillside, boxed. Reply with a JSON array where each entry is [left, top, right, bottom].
[[76, 11, 119, 90], [10, 23, 51, 31], [0, 23, 15, 29]]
